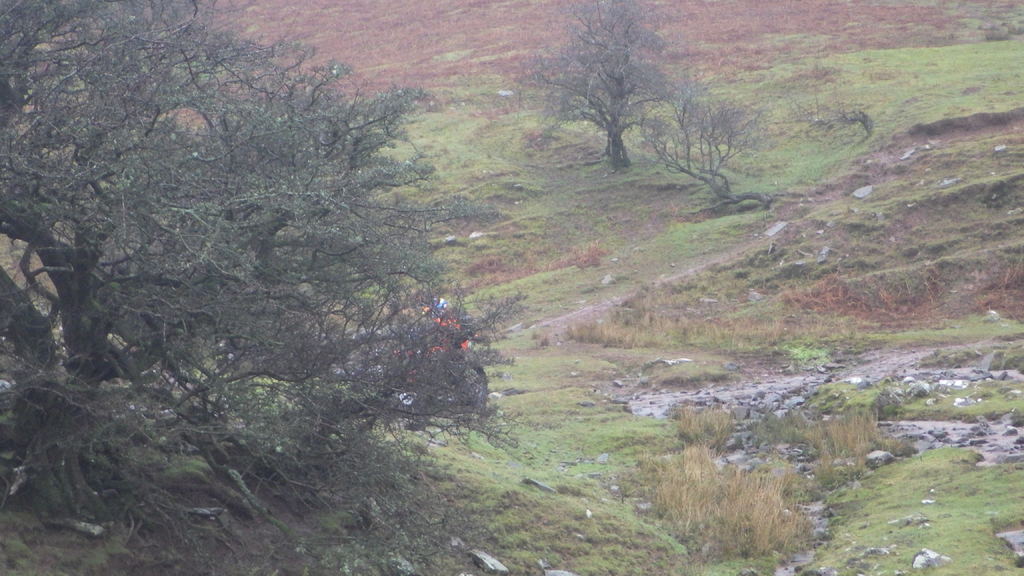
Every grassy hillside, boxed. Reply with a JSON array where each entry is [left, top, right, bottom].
[[5, 0, 1024, 574]]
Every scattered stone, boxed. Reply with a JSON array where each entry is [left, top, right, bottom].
[[497, 90, 515, 97], [938, 177, 961, 189], [996, 453, 1024, 464], [596, 453, 609, 464], [921, 499, 936, 505], [653, 357, 693, 366], [723, 362, 741, 372], [186, 507, 226, 519], [889, 513, 929, 527], [469, 550, 510, 574], [577, 401, 596, 408], [468, 231, 487, 239], [987, 310, 1002, 323], [937, 379, 969, 390], [444, 235, 458, 245], [505, 322, 524, 333], [765, 221, 789, 237], [912, 548, 951, 569], [748, 291, 765, 302], [900, 148, 918, 161], [390, 556, 419, 576], [864, 547, 891, 556], [522, 478, 558, 493], [994, 144, 1008, 153], [601, 274, 616, 285], [810, 568, 838, 576], [45, 518, 107, 538], [953, 397, 978, 408], [852, 185, 874, 199], [544, 570, 581, 576], [816, 246, 831, 264], [866, 450, 895, 469]]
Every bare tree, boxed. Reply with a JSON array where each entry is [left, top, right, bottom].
[[532, 0, 667, 169], [645, 80, 772, 209]]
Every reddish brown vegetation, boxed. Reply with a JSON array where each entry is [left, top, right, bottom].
[[977, 260, 1024, 320], [550, 241, 609, 270], [226, 0, 985, 87], [784, 269, 947, 322]]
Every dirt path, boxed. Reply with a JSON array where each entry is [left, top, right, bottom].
[[535, 241, 759, 337]]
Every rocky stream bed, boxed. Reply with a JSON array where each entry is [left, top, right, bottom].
[[615, 346, 1024, 575]]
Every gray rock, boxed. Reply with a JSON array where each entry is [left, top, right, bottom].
[[469, 550, 510, 574], [765, 221, 789, 237], [906, 381, 932, 397], [816, 246, 831, 264], [596, 453, 609, 464], [748, 291, 764, 302], [784, 396, 806, 410], [601, 274, 615, 285], [996, 453, 1024, 464], [937, 178, 961, 189], [994, 144, 1008, 153], [444, 235, 458, 245], [390, 556, 419, 576], [731, 405, 751, 420], [522, 477, 558, 493], [900, 147, 918, 161], [852, 185, 874, 199], [497, 90, 515, 97], [912, 548, 951, 569], [545, 571, 581, 576]]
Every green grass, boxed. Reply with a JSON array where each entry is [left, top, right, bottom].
[[817, 448, 1024, 575]]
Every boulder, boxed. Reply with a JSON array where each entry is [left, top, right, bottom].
[[866, 450, 895, 468], [912, 548, 951, 569], [522, 477, 558, 493], [764, 221, 789, 237], [469, 550, 510, 574], [852, 185, 874, 199]]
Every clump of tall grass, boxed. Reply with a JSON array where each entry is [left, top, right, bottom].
[[752, 411, 908, 489], [645, 445, 810, 559], [675, 405, 734, 450]]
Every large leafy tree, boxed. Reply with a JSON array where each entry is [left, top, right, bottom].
[[532, 0, 668, 169], [0, 0, 499, 564]]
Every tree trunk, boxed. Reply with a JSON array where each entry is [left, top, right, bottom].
[[12, 382, 108, 520], [606, 129, 630, 169]]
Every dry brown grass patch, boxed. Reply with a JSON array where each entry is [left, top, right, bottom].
[[646, 445, 810, 560], [676, 406, 734, 450]]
